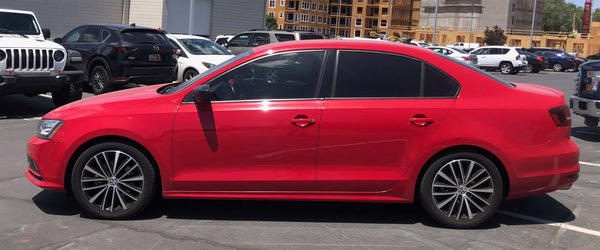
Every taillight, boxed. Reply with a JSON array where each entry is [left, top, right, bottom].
[[516, 55, 521, 60], [568, 58, 574, 62], [114, 46, 137, 53], [549, 105, 571, 127], [536, 57, 543, 62], [462, 56, 472, 61]]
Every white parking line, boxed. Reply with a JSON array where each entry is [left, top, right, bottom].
[[498, 210, 600, 237], [580, 161, 600, 167], [39, 94, 52, 98]]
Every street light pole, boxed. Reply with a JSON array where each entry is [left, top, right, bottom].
[[468, 0, 474, 49], [432, 0, 440, 45], [529, 0, 537, 48]]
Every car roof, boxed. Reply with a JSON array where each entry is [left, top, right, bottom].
[[251, 39, 435, 57], [167, 34, 210, 40], [77, 24, 160, 31]]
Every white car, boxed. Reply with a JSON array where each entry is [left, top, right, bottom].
[[410, 40, 431, 47], [167, 34, 234, 81], [469, 46, 527, 75], [427, 46, 478, 66]]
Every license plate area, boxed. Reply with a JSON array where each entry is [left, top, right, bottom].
[[149, 54, 161, 62]]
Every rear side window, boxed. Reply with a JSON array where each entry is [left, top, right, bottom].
[[275, 34, 295, 42], [334, 51, 458, 98], [228, 34, 251, 47], [81, 27, 101, 43], [299, 34, 324, 40], [251, 33, 270, 46], [121, 30, 169, 44]]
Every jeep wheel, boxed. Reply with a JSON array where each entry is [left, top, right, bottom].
[[552, 63, 564, 72], [90, 66, 113, 95], [500, 63, 513, 75], [52, 83, 83, 107], [584, 117, 599, 127], [523, 64, 535, 73], [183, 69, 198, 82]]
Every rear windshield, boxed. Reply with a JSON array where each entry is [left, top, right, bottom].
[[121, 30, 170, 44], [299, 34, 324, 40], [275, 34, 295, 42], [0, 12, 40, 35]]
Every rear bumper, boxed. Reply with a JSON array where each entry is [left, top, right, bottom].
[[570, 94, 600, 118], [504, 139, 580, 199], [114, 66, 176, 85]]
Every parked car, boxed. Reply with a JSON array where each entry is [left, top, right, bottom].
[[224, 29, 326, 55], [469, 46, 527, 74], [569, 56, 587, 72], [447, 42, 479, 52], [26, 40, 579, 229], [166, 34, 234, 82], [214, 34, 234, 46], [410, 40, 431, 47], [427, 46, 477, 66], [55, 24, 178, 94], [570, 61, 600, 127], [521, 51, 548, 73], [526, 48, 576, 72], [586, 52, 600, 60]]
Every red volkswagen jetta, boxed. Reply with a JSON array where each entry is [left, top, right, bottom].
[[26, 40, 579, 228]]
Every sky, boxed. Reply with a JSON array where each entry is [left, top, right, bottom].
[[565, 0, 586, 7]]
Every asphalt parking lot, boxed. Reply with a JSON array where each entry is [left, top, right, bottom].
[[1, 70, 600, 249]]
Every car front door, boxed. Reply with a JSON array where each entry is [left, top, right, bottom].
[[316, 51, 458, 192], [171, 50, 327, 191]]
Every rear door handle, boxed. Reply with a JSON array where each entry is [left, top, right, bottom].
[[410, 115, 434, 127], [291, 115, 315, 128]]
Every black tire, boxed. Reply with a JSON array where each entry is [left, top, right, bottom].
[[532, 68, 540, 73], [183, 69, 198, 82], [523, 64, 534, 73], [52, 83, 83, 107], [499, 62, 513, 75], [90, 66, 113, 95], [71, 142, 156, 219], [419, 152, 503, 228], [584, 117, 599, 127], [552, 63, 564, 72]]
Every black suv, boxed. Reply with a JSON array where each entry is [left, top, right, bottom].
[[55, 24, 177, 94]]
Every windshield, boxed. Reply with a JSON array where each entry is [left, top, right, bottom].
[[166, 50, 253, 94], [0, 12, 40, 35], [178, 38, 231, 55]]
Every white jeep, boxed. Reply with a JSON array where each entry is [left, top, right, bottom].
[[0, 8, 83, 107]]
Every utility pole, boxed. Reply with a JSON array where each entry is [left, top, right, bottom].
[[432, 0, 440, 45], [529, 0, 537, 48], [188, 0, 194, 35], [468, 0, 474, 49]]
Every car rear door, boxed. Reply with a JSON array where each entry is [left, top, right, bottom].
[[171, 50, 327, 191], [316, 50, 458, 192], [226, 33, 252, 55]]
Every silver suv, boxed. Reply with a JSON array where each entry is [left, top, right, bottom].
[[470, 46, 527, 75], [224, 30, 325, 55]]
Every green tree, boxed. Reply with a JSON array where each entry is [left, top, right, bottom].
[[544, 0, 584, 32], [483, 26, 507, 45], [266, 15, 277, 29], [592, 8, 600, 22]]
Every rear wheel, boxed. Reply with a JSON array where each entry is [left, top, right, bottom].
[[90, 66, 113, 95], [71, 142, 156, 219], [500, 63, 513, 75], [183, 69, 198, 82], [523, 64, 534, 73], [419, 152, 503, 228], [552, 63, 564, 72]]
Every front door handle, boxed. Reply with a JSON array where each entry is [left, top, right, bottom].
[[410, 114, 434, 127], [291, 115, 315, 128]]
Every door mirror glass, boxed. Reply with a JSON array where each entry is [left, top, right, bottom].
[[42, 28, 51, 39]]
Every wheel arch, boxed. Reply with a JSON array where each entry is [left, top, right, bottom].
[[413, 145, 510, 201], [87, 57, 111, 81], [63, 135, 162, 196]]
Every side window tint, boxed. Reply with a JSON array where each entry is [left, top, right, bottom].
[[423, 65, 459, 97], [251, 33, 270, 46], [228, 34, 250, 47], [63, 28, 84, 43], [501, 48, 509, 54], [335, 51, 420, 98], [209, 51, 325, 101], [275, 34, 295, 42], [101, 29, 111, 41], [81, 27, 101, 43]]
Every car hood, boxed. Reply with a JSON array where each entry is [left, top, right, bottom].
[[45, 84, 167, 120], [0, 36, 62, 49]]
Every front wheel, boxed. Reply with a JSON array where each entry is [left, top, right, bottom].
[[71, 142, 156, 219], [52, 83, 82, 107], [419, 152, 503, 228], [499, 63, 513, 75]]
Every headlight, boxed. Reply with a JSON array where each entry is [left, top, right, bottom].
[[36, 119, 64, 140], [202, 62, 216, 69], [0, 50, 6, 61], [53, 50, 65, 62]]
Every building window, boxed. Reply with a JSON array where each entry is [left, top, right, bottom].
[[382, 8, 388, 15], [279, 12, 284, 18], [280, 0, 284, 6], [355, 18, 362, 27], [380, 20, 387, 27], [324, 5, 328, 12], [318, 4, 323, 12], [279, 24, 283, 29], [311, 15, 316, 23], [355, 30, 361, 38], [269, 0, 275, 8], [318, 16, 322, 23], [300, 26, 308, 31], [268, 12, 274, 16], [312, 3, 317, 10], [287, 13, 298, 22], [357, 7, 363, 14], [301, 1, 310, 10], [317, 28, 322, 33], [287, 1, 295, 9], [300, 13, 309, 22]]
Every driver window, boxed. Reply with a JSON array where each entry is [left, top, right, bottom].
[[208, 50, 325, 101]]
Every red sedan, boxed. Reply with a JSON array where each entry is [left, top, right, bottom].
[[26, 40, 579, 228]]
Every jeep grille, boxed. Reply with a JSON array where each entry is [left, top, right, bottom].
[[4, 49, 55, 70]]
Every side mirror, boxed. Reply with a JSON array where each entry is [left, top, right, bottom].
[[193, 84, 215, 104], [42, 28, 51, 39], [222, 41, 229, 48], [53, 37, 62, 44]]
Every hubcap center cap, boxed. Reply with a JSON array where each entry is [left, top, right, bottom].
[[108, 177, 118, 187], [458, 185, 468, 195]]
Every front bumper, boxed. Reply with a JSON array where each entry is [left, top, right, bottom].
[[570, 94, 600, 118], [25, 136, 68, 192], [0, 70, 83, 96]]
